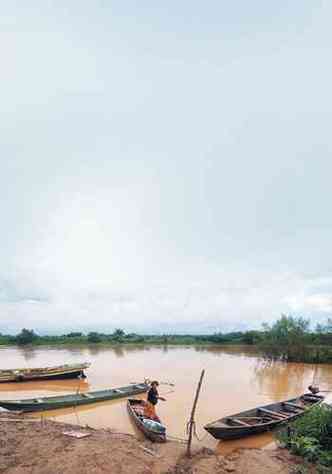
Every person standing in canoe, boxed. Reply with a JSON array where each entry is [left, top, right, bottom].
[[144, 381, 166, 421]]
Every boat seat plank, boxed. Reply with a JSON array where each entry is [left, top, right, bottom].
[[302, 394, 322, 401], [237, 416, 270, 421], [227, 417, 250, 427], [283, 402, 304, 410], [82, 393, 93, 398], [258, 408, 288, 419]]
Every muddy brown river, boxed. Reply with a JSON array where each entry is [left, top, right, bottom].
[[1, 345, 332, 452]]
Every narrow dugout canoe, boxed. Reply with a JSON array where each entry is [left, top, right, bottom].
[[0, 383, 149, 412], [0, 363, 90, 383], [127, 399, 166, 443], [204, 393, 324, 440]]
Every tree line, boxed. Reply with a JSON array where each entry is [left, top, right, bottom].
[[0, 327, 260, 346], [0, 315, 331, 364]]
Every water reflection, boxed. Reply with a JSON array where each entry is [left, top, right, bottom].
[[254, 360, 332, 399], [18, 346, 38, 362], [216, 431, 275, 455], [193, 344, 260, 358], [0, 379, 90, 393], [254, 361, 311, 399]]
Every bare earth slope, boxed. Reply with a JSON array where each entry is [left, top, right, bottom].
[[0, 414, 315, 474]]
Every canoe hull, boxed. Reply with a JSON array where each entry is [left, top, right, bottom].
[[0, 384, 149, 412], [205, 419, 281, 440], [0, 363, 90, 383], [204, 393, 324, 440], [127, 399, 166, 443]]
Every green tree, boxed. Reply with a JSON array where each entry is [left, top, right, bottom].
[[112, 329, 125, 342], [242, 330, 261, 345], [260, 315, 310, 361], [16, 328, 38, 345], [87, 332, 102, 343]]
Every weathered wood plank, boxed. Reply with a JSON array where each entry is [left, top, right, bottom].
[[283, 402, 304, 410], [258, 408, 288, 419], [227, 417, 250, 427]]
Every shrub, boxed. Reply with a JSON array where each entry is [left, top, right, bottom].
[[277, 405, 332, 467], [87, 332, 102, 343], [16, 328, 38, 345]]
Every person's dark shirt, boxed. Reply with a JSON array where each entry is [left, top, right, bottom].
[[147, 387, 158, 405]]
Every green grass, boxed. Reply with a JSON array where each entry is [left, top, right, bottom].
[[277, 405, 332, 469]]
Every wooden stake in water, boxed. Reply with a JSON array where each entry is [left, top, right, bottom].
[[186, 369, 205, 457]]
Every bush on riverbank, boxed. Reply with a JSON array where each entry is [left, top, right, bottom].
[[259, 315, 332, 363], [277, 405, 332, 469]]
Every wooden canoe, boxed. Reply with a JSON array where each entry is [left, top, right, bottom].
[[127, 399, 166, 443], [0, 383, 149, 412], [204, 393, 324, 440], [0, 363, 90, 383]]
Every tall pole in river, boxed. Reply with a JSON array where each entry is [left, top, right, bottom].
[[186, 369, 205, 457]]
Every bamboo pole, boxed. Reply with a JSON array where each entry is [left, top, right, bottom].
[[186, 369, 205, 457]]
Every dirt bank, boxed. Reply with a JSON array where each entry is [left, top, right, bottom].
[[0, 413, 314, 473]]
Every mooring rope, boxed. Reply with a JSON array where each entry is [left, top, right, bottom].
[[167, 434, 187, 444], [186, 420, 207, 442]]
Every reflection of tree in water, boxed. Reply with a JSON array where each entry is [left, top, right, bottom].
[[112, 345, 125, 358], [193, 345, 259, 358], [19, 346, 37, 362], [254, 360, 321, 399], [85, 344, 155, 358], [87, 345, 105, 356], [63, 346, 85, 356], [254, 360, 332, 400]]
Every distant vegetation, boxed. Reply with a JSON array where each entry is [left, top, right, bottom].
[[0, 315, 332, 364], [0, 327, 261, 347], [259, 315, 332, 363], [277, 405, 332, 470]]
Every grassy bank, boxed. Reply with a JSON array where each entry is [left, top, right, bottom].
[[277, 404, 332, 471]]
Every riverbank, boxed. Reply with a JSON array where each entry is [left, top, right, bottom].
[[0, 412, 316, 473]]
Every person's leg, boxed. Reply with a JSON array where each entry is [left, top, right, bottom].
[[144, 401, 155, 419]]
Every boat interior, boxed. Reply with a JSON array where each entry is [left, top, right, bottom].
[[129, 399, 162, 422], [209, 393, 324, 428], [4, 384, 148, 405]]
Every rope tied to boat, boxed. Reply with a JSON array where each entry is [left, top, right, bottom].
[[186, 420, 202, 441]]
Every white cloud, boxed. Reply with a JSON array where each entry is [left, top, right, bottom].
[[1, 1, 332, 333]]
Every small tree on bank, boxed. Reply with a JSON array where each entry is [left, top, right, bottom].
[[16, 328, 38, 345], [260, 315, 311, 362], [112, 329, 125, 342], [87, 332, 102, 343]]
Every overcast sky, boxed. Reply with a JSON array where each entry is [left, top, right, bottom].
[[1, 1, 332, 334]]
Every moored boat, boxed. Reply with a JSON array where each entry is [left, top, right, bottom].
[[0, 363, 91, 383], [0, 383, 149, 412], [204, 393, 324, 440], [127, 398, 166, 442]]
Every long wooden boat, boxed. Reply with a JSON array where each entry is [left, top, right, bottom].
[[127, 399, 166, 443], [204, 392, 324, 440], [0, 383, 149, 412], [0, 363, 91, 383]]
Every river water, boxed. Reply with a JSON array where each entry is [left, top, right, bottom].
[[1, 345, 332, 452]]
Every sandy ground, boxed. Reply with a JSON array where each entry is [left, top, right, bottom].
[[0, 413, 316, 474]]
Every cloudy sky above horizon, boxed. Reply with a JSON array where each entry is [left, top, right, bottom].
[[1, 1, 332, 334]]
